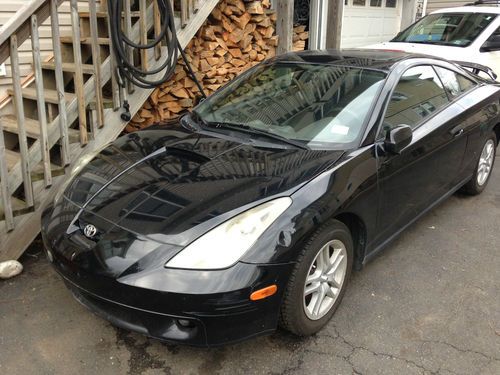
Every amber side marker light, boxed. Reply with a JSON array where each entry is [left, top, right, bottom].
[[250, 285, 278, 301]]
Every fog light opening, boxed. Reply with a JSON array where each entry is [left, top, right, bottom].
[[250, 284, 278, 301], [177, 319, 194, 328]]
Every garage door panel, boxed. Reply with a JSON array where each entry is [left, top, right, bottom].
[[341, 0, 402, 48]]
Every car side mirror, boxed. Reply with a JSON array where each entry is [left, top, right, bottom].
[[384, 125, 412, 154], [480, 35, 500, 52]]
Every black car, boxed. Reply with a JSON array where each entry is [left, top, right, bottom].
[[41, 50, 500, 347]]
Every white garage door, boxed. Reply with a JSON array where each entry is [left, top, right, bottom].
[[341, 0, 403, 48]]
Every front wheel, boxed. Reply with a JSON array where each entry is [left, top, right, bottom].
[[462, 134, 497, 195], [279, 220, 353, 336]]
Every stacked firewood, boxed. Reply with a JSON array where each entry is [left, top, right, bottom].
[[126, 0, 307, 132], [293, 25, 309, 51]]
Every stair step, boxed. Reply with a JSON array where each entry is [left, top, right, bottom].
[[41, 61, 95, 74], [7, 87, 76, 105], [60, 36, 110, 45], [1, 115, 81, 144], [30, 162, 66, 182], [0, 197, 33, 221], [1, 115, 45, 139], [5, 149, 19, 172]]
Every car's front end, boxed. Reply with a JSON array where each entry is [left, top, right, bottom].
[[40, 124, 341, 346], [42, 206, 293, 346]]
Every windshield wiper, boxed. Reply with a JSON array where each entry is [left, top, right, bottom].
[[191, 112, 310, 150], [205, 121, 310, 150]]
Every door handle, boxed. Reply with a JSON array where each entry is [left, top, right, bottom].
[[452, 128, 464, 138]]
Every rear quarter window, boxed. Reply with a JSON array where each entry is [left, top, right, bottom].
[[434, 66, 476, 99]]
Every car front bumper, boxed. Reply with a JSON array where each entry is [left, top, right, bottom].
[[44, 240, 293, 347]]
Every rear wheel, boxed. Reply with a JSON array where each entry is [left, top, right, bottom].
[[462, 134, 497, 195], [279, 220, 353, 336]]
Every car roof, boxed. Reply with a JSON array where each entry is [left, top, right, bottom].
[[273, 49, 441, 72], [432, 6, 500, 14]]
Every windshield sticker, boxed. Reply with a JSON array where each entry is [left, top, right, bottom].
[[330, 125, 350, 135]]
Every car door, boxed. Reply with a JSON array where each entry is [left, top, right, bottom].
[[373, 64, 468, 248]]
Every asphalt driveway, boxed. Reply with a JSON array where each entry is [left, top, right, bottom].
[[1, 158, 499, 375]]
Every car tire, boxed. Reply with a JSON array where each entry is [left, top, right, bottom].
[[461, 133, 497, 195], [279, 219, 353, 336]]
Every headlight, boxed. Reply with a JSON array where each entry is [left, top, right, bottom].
[[166, 197, 292, 270]]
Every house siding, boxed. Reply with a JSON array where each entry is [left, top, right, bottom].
[[0, 0, 101, 97]]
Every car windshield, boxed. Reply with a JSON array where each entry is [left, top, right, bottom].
[[193, 62, 386, 150], [392, 12, 496, 47]]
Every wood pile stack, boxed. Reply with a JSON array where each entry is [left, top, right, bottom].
[[126, 0, 308, 132], [293, 25, 309, 51]]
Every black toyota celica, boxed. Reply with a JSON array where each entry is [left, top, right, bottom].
[[41, 50, 500, 346]]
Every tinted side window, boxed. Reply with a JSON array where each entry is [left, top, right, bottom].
[[434, 66, 476, 98], [384, 66, 449, 131], [456, 73, 476, 92]]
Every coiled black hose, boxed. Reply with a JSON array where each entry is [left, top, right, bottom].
[[107, 0, 206, 95]]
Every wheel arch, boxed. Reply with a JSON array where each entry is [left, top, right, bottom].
[[333, 212, 367, 271], [493, 122, 500, 144]]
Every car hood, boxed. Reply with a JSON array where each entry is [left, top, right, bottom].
[[61, 124, 344, 246]]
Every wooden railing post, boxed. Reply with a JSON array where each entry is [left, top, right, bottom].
[[89, 0, 104, 128], [70, 0, 88, 145], [0, 119, 14, 231], [50, 0, 70, 166], [139, 0, 149, 70], [30, 14, 52, 187], [153, 0, 162, 60], [105, 1, 121, 110], [181, 0, 188, 27], [10, 34, 34, 207], [123, 0, 135, 94]]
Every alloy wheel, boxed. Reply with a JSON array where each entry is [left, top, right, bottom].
[[303, 239, 348, 320], [477, 139, 495, 186]]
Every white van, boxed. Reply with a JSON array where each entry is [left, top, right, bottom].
[[367, 4, 500, 78]]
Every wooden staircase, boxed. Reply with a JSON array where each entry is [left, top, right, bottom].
[[0, 0, 220, 261]]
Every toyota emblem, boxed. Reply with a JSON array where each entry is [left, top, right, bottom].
[[83, 224, 97, 239]]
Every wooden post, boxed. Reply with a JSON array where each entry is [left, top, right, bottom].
[[326, 0, 344, 49], [10, 34, 34, 207], [123, 0, 135, 94], [70, 0, 88, 145], [276, 0, 293, 55], [31, 14, 52, 187], [50, 0, 70, 166], [181, 0, 188, 27], [105, 0, 121, 110], [153, 0, 162, 60], [0, 119, 14, 231], [89, 0, 104, 129], [139, 0, 148, 70]]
